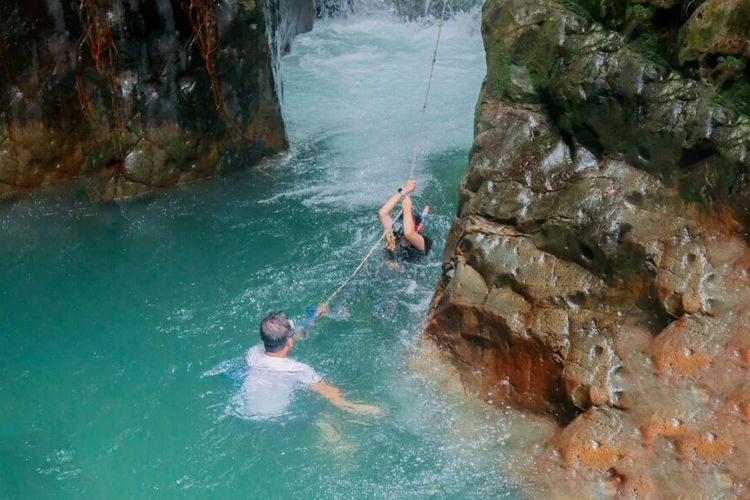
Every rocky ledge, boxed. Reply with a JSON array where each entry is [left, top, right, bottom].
[[425, 0, 750, 496], [0, 0, 311, 201]]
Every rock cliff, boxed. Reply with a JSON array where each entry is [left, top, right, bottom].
[[0, 0, 311, 201], [425, 0, 750, 495]]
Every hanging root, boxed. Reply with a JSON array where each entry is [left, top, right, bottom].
[[184, 0, 223, 113], [76, 0, 114, 74], [74, 76, 92, 120], [183, 0, 243, 143], [75, 1, 123, 152]]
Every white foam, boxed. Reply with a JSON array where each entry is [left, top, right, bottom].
[[277, 8, 485, 209]]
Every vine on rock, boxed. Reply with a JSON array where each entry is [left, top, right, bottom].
[[183, 0, 242, 143], [74, 0, 124, 151], [76, 0, 112, 73], [184, 0, 224, 113], [74, 76, 92, 120]]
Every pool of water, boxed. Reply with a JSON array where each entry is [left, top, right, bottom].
[[0, 10, 526, 498]]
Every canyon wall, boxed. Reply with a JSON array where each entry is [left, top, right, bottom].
[[0, 0, 312, 201], [425, 0, 750, 496]]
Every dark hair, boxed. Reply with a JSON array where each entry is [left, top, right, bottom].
[[396, 210, 422, 226], [260, 311, 293, 353]]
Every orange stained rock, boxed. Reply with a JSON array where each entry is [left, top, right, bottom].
[[652, 345, 711, 377], [559, 439, 627, 471], [588, 386, 610, 407], [681, 293, 704, 314], [617, 474, 655, 499], [724, 388, 750, 424], [741, 347, 750, 369], [623, 274, 646, 302], [687, 203, 743, 238], [676, 432, 733, 462], [724, 330, 750, 371], [741, 402, 750, 423], [642, 414, 686, 444]]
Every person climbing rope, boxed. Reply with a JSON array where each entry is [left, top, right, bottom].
[[378, 178, 432, 261], [317, 0, 448, 306]]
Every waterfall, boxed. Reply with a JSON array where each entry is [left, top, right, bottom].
[[314, 0, 483, 19], [260, 0, 315, 111]]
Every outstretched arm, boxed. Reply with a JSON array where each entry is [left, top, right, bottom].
[[309, 381, 382, 416], [401, 195, 426, 252], [293, 304, 329, 340]]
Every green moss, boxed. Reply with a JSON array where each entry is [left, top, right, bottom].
[[713, 56, 750, 114], [238, 0, 257, 14], [575, 0, 628, 24], [724, 81, 750, 115], [488, 47, 512, 99], [626, 4, 654, 18], [628, 29, 669, 68], [717, 55, 747, 71]]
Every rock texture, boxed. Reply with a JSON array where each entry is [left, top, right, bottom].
[[0, 0, 311, 201], [425, 0, 750, 495]]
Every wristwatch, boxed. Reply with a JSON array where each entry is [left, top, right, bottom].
[[397, 186, 403, 194]]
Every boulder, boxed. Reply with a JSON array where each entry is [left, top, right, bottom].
[[425, 0, 750, 495], [679, 0, 750, 64]]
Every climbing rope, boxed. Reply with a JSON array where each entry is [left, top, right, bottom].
[[409, 0, 450, 179], [319, 0, 451, 310]]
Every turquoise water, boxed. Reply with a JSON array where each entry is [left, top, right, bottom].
[[0, 11, 521, 498]]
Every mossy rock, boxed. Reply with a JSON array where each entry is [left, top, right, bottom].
[[678, 0, 750, 64], [482, 0, 588, 101]]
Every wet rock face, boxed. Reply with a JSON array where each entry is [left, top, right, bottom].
[[425, 0, 750, 495], [0, 0, 311, 201]]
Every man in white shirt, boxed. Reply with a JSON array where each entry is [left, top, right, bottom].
[[241, 311, 382, 420]]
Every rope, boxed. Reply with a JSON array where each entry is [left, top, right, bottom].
[[319, 0, 451, 310], [409, 0, 451, 178], [322, 233, 387, 306]]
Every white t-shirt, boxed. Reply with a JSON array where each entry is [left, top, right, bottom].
[[238, 344, 322, 420]]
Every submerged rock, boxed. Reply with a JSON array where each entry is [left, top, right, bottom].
[[0, 0, 312, 201], [426, 0, 750, 495]]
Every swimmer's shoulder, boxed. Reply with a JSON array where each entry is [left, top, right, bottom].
[[282, 356, 315, 372], [246, 344, 265, 366], [282, 357, 321, 383]]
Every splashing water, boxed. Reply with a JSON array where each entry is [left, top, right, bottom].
[[0, 9, 536, 498]]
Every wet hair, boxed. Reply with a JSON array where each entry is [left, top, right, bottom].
[[393, 210, 422, 237], [396, 210, 422, 226], [259, 311, 293, 353]]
